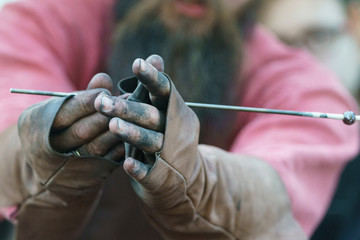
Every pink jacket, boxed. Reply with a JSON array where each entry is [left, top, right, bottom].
[[0, 0, 358, 237]]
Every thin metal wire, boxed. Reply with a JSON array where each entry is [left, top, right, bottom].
[[10, 88, 76, 97], [9, 88, 360, 124]]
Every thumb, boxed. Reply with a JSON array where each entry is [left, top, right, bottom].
[[87, 73, 116, 94]]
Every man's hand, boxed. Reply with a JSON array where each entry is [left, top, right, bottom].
[[14, 72, 124, 239], [50, 73, 125, 161], [95, 55, 170, 180], [95, 55, 307, 239]]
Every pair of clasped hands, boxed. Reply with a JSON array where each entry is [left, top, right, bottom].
[[50, 55, 169, 181]]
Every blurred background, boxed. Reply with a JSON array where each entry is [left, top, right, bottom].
[[0, 0, 359, 239], [259, 0, 360, 239], [0, 0, 16, 8], [0, 1, 17, 239]]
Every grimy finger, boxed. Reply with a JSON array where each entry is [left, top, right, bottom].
[[132, 58, 170, 109], [87, 73, 114, 93], [146, 54, 165, 72], [95, 94, 165, 132], [104, 143, 125, 162], [53, 89, 110, 130], [51, 112, 109, 152], [109, 117, 164, 153], [123, 157, 151, 181], [76, 131, 123, 157]]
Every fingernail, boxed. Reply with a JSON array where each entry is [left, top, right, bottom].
[[139, 59, 146, 73], [100, 95, 113, 112], [131, 160, 147, 181], [125, 158, 140, 176], [108, 118, 126, 139], [98, 91, 110, 96], [132, 159, 140, 173]]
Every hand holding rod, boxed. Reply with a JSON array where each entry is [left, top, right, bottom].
[[10, 88, 359, 125]]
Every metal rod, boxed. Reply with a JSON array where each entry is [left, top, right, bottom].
[[186, 102, 359, 124], [10, 88, 76, 97], [9, 89, 359, 125]]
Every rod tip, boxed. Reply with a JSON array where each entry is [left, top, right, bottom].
[[343, 111, 356, 125]]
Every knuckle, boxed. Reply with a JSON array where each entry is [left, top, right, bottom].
[[80, 97, 92, 114], [53, 109, 72, 129], [125, 125, 143, 147], [72, 124, 92, 141], [78, 92, 98, 114], [132, 127, 142, 142], [86, 142, 104, 156], [115, 98, 128, 117]]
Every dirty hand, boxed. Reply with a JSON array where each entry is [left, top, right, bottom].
[[95, 55, 170, 180], [15, 73, 125, 239], [50, 73, 125, 161], [17, 73, 124, 198]]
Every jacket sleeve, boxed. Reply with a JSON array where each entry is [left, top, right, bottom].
[[0, 0, 115, 133], [130, 81, 307, 240], [0, 0, 117, 236], [0, 97, 120, 239], [230, 27, 360, 236]]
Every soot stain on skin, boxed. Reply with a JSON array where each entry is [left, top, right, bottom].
[[128, 100, 148, 120], [117, 98, 129, 117], [99, 95, 117, 115], [99, 96, 105, 111], [126, 100, 160, 131], [130, 160, 142, 178], [138, 128, 152, 147], [117, 118, 158, 152], [137, 127, 162, 152], [156, 72, 169, 93]]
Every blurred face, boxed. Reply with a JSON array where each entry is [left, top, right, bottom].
[[260, 0, 360, 96], [159, 0, 251, 36]]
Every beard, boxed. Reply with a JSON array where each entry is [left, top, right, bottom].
[[108, 0, 245, 149]]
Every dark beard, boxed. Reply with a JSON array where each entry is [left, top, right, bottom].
[[108, 2, 244, 149]]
